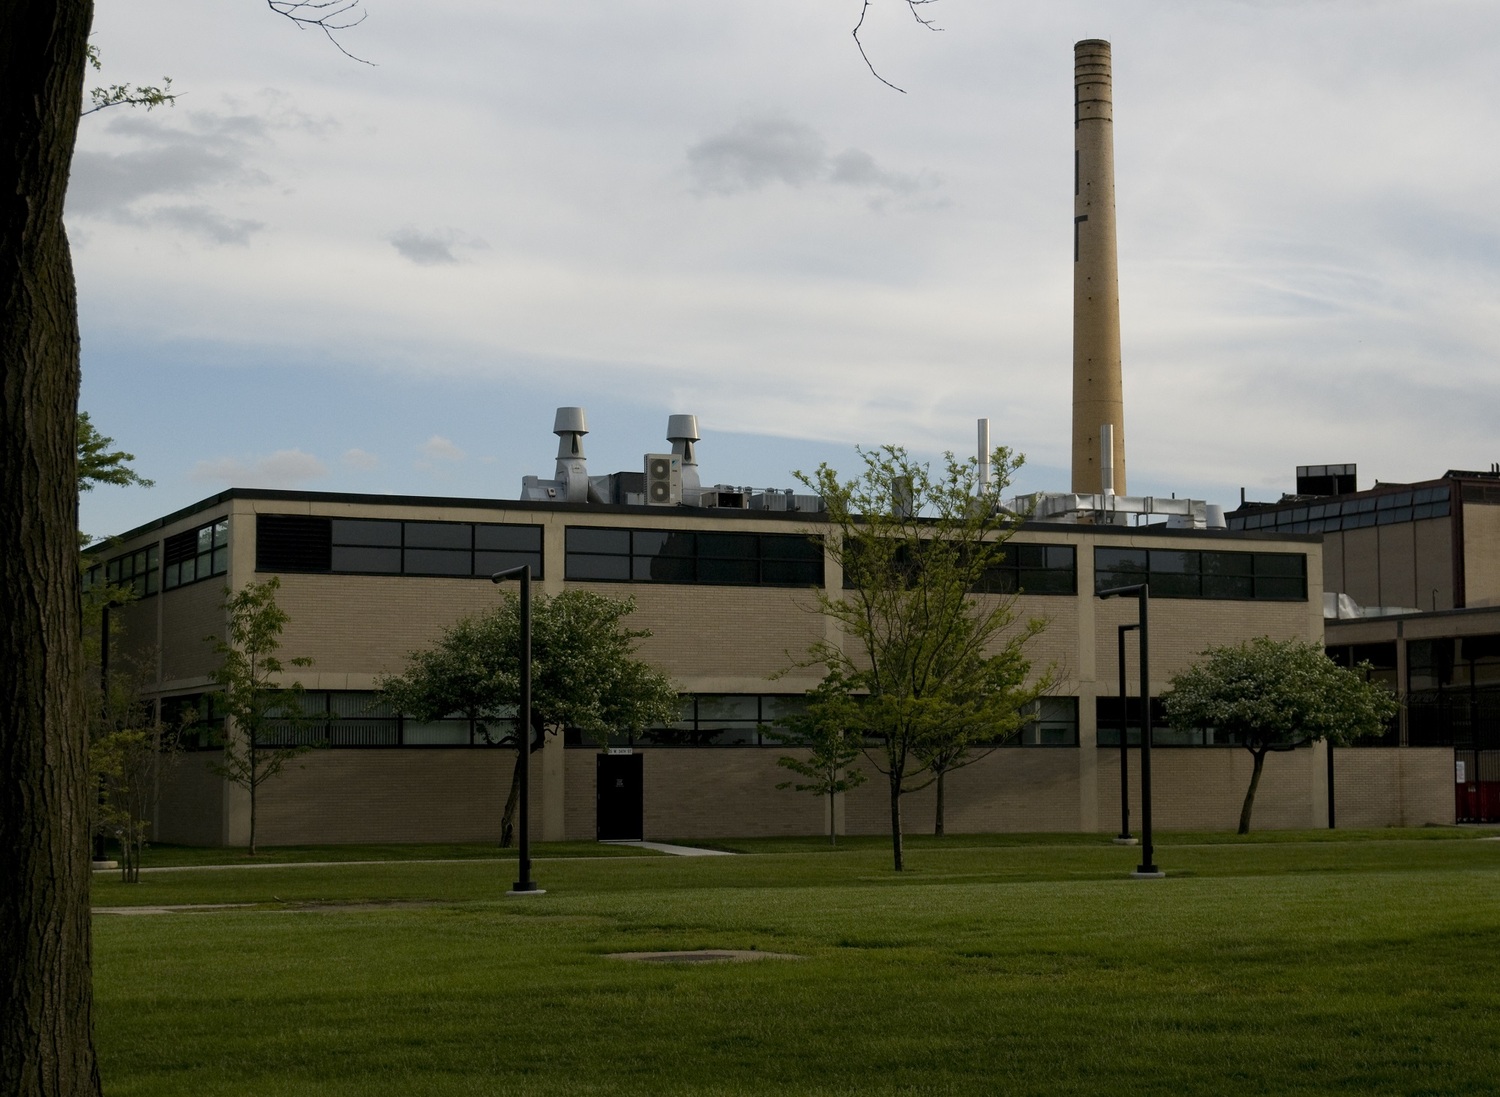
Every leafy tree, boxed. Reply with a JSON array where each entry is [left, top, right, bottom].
[[82, 43, 175, 116], [380, 590, 678, 847], [794, 445, 1050, 871], [1163, 636, 1400, 834], [205, 577, 316, 856], [77, 411, 154, 495], [769, 682, 866, 846]]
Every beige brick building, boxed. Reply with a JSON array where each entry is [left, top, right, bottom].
[[90, 486, 1453, 847]]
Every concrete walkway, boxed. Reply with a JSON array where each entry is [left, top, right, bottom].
[[95, 842, 735, 875], [601, 840, 735, 857]]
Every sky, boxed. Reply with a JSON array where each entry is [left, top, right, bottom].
[[72, 1, 1500, 538]]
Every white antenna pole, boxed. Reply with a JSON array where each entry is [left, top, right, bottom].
[[1100, 423, 1115, 497], [977, 418, 991, 495]]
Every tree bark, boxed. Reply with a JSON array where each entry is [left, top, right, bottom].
[[888, 776, 904, 871], [1238, 747, 1267, 835], [0, 4, 102, 1095], [934, 767, 946, 836], [498, 722, 545, 849]]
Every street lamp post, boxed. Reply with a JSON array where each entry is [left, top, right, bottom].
[[492, 565, 543, 896], [1097, 583, 1162, 878], [1114, 622, 1140, 845]]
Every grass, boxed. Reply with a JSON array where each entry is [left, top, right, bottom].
[[92, 830, 1500, 1095]]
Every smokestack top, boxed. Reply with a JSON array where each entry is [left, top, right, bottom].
[[1074, 39, 1113, 125]]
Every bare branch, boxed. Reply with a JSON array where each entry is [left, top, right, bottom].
[[853, 0, 943, 95], [268, 0, 374, 65]]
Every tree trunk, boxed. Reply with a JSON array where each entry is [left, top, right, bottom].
[[499, 749, 520, 849], [0, 4, 102, 1095], [934, 767, 946, 836], [498, 724, 545, 849], [827, 790, 836, 847], [1238, 747, 1267, 835], [888, 776, 904, 871]]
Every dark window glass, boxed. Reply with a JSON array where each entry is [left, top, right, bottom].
[[332, 546, 401, 573], [258, 515, 333, 571], [404, 548, 471, 575], [1202, 574, 1254, 599], [697, 558, 759, 585], [698, 533, 757, 559], [640, 555, 695, 582], [163, 519, 229, 590], [1202, 552, 1253, 577], [332, 519, 402, 546], [404, 522, 471, 549], [567, 554, 631, 581], [568, 527, 821, 588], [761, 535, 822, 561], [475, 524, 541, 552], [762, 560, 822, 585], [567, 528, 629, 554], [1254, 576, 1306, 600], [475, 551, 540, 576]]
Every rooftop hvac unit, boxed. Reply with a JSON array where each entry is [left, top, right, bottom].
[[645, 454, 682, 506]]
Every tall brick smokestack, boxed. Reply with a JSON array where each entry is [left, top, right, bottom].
[[1072, 39, 1126, 496]]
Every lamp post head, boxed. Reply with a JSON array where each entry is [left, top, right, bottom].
[[491, 565, 531, 584], [1097, 582, 1147, 600]]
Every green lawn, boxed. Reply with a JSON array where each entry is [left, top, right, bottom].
[[93, 831, 1500, 1095]]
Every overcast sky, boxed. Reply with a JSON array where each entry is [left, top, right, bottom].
[[73, 1, 1500, 537]]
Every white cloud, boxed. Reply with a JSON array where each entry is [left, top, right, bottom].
[[190, 449, 329, 487], [420, 435, 464, 462], [342, 448, 380, 470]]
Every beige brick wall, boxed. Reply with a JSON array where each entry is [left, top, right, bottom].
[[1463, 503, 1500, 608], [1333, 747, 1455, 827], [1095, 747, 1323, 831], [159, 581, 226, 685], [248, 748, 541, 846], [154, 754, 227, 845]]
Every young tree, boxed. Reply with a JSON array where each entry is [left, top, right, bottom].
[[380, 590, 678, 847], [206, 577, 316, 856], [795, 445, 1050, 871], [1163, 636, 1400, 834], [769, 682, 866, 846]]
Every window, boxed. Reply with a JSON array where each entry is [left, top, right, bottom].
[[1226, 485, 1450, 532], [1007, 697, 1079, 746], [565, 527, 823, 588], [89, 544, 159, 598], [164, 519, 229, 590], [606, 694, 811, 747], [1095, 696, 1244, 747], [256, 515, 542, 579], [1094, 548, 1306, 601], [977, 544, 1077, 595]]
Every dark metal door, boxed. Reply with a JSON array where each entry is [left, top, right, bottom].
[[1455, 750, 1500, 823], [596, 752, 644, 841]]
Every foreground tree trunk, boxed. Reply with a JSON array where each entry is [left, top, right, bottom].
[[1239, 746, 1268, 835], [0, 4, 102, 1095], [934, 767, 946, 836], [888, 778, 904, 871]]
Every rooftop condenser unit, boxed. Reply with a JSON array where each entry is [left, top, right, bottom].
[[645, 454, 682, 506]]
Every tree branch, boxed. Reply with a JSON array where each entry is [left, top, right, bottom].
[[267, 0, 373, 65], [853, 0, 942, 95]]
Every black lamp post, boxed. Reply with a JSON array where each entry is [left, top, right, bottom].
[[1097, 583, 1161, 878], [492, 565, 542, 896], [1114, 622, 1140, 845]]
